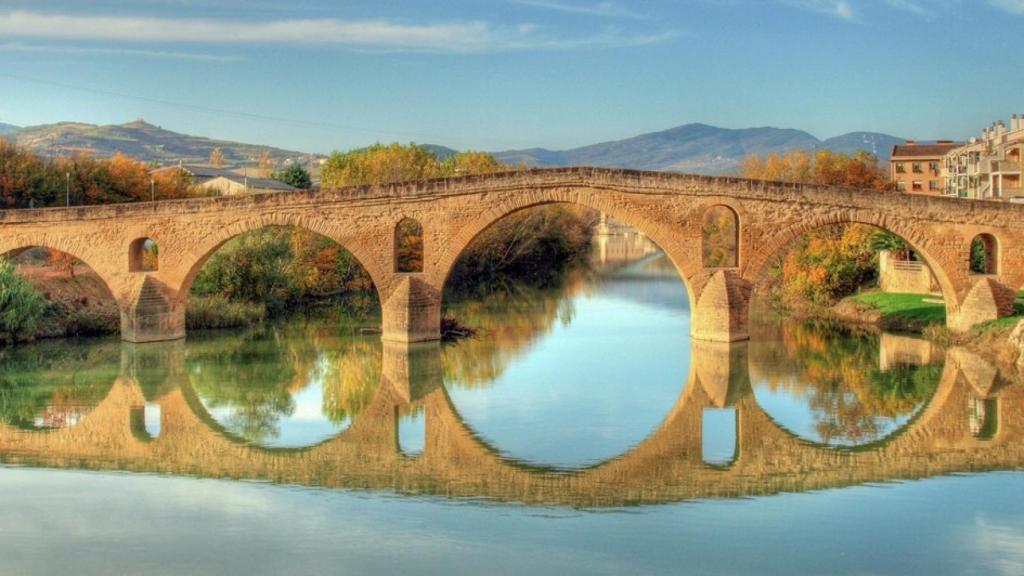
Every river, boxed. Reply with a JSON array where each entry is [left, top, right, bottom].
[[0, 229, 1022, 575]]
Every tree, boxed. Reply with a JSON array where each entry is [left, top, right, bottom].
[[742, 149, 899, 308], [274, 164, 312, 190], [0, 257, 47, 342], [209, 147, 226, 168], [320, 143, 441, 188], [257, 150, 275, 178]]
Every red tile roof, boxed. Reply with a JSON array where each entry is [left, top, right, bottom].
[[891, 143, 961, 159]]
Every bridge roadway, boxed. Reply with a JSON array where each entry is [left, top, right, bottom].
[[2, 167, 1023, 343], [1, 339, 1020, 508]]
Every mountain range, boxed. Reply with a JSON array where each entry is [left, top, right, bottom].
[[491, 124, 904, 174], [0, 119, 904, 175]]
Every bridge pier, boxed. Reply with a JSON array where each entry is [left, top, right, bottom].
[[948, 277, 1017, 332], [691, 270, 752, 343], [691, 340, 752, 408], [382, 340, 444, 404], [120, 277, 185, 343], [382, 276, 442, 343]]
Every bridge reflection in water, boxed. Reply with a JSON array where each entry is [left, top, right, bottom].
[[0, 331, 1018, 509]]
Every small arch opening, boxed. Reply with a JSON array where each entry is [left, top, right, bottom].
[[969, 234, 998, 275], [398, 408, 426, 457], [129, 238, 159, 272], [130, 403, 162, 441], [702, 205, 739, 268], [395, 218, 424, 273], [969, 396, 998, 440], [702, 407, 737, 466]]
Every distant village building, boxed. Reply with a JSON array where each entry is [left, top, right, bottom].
[[889, 141, 959, 195], [149, 164, 298, 196], [942, 114, 1024, 201]]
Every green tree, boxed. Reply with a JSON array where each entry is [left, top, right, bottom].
[[0, 257, 47, 342], [274, 164, 312, 190]]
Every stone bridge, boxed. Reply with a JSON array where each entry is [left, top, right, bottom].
[[2, 167, 1023, 343], [1, 339, 1020, 508]]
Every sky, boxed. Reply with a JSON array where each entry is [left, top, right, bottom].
[[0, 0, 1022, 154]]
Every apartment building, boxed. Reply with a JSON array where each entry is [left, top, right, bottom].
[[890, 141, 959, 195], [944, 114, 1024, 201]]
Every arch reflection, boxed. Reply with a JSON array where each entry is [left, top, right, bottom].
[[0, 339, 119, 431], [186, 319, 384, 449], [749, 322, 943, 448], [441, 233, 691, 470], [0, 331, 1021, 509]]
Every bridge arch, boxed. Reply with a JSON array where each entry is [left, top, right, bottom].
[[743, 212, 964, 317], [0, 236, 121, 301], [432, 189, 701, 308], [174, 213, 388, 305]]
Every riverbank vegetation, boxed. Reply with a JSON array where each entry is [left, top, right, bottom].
[[0, 139, 193, 207], [740, 150, 908, 316]]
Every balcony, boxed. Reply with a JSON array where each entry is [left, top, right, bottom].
[[992, 160, 1022, 174]]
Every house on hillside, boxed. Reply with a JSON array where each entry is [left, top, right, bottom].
[[149, 164, 298, 195]]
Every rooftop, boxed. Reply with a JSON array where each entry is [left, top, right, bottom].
[[891, 142, 961, 159]]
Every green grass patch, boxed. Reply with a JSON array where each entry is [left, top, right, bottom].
[[847, 292, 947, 328]]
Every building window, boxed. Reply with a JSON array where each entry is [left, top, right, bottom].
[[929, 162, 940, 173], [895, 162, 906, 174], [929, 180, 940, 191], [896, 181, 907, 192], [912, 163, 923, 174], [912, 181, 923, 192]]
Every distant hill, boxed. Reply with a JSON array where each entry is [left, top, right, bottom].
[[821, 132, 905, 159], [493, 123, 904, 175], [2, 118, 905, 176], [9, 119, 318, 166]]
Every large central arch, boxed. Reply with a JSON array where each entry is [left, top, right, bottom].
[[430, 187, 703, 311]]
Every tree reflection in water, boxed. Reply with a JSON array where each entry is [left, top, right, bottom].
[[750, 320, 942, 446], [187, 319, 382, 446], [0, 340, 118, 429]]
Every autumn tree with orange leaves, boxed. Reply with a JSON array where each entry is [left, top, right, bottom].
[[741, 149, 903, 309]]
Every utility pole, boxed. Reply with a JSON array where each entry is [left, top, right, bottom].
[[65, 172, 70, 207]]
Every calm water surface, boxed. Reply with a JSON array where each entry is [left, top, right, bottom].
[[1, 231, 1022, 575]]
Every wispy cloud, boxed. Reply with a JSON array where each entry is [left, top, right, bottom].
[[884, 0, 931, 17], [0, 10, 675, 53], [514, 0, 649, 19], [782, 0, 856, 20], [0, 41, 240, 62], [990, 0, 1024, 14]]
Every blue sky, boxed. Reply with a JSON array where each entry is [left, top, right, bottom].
[[0, 0, 1022, 153]]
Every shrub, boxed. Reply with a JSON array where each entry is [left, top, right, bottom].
[[0, 257, 47, 341], [187, 296, 266, 330]]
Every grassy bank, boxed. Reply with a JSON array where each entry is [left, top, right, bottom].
[[186, 296, 266, 331], [840, 292, 946, 332]]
